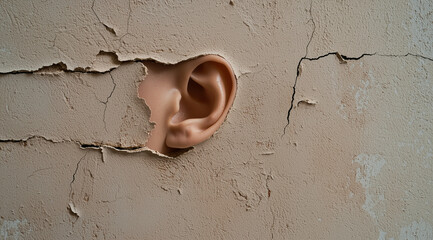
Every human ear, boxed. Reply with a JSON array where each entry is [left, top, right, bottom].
[[139, 55, 236, 154], [165, 55, 236, 150]]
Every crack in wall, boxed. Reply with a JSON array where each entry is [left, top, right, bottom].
[[27, 167, 53, 179], [91, 0, 132, 38], [0, 135, 63, 144], [0, 136, 145, 153], [376, 53, 433, 62], [282, 49, 433, 135], [0, 136, 175, 162], [280, 1, 433, 137], [282, 0, 315, 136], [91, 0, 116, 35], [69, 152, 88, 199], [0, 50, 139, 74], [101, 72, 117, 131], [80, 143, 143, 152], [0, 61, 118, 75], [67, 151, 91, 221]]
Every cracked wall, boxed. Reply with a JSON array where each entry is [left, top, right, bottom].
[[1, 0, 433, 239]]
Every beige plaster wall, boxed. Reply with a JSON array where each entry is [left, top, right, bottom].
[[1, 0, 432, 239]]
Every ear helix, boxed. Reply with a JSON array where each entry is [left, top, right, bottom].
[[138, 55, 236, 154], [165, 57, 236, 150]]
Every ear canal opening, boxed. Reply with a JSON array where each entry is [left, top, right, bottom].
[[171, 63, 218, 124], [187, 77, 207, 102]]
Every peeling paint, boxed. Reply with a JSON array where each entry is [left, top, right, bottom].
[[68, 202, 81, 218], [0, 62, 152, 149], [297, 98, 318, 106]]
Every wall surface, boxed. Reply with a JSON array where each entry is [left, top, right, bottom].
[[1, 0, 433, 239]]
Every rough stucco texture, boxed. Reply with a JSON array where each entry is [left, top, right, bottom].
[[0, 0, 432, 239]]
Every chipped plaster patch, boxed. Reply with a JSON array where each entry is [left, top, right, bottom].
[[0, 219, 30, 240], [378, 230, 393, 240], [354, 153, 386, 221], [399, 220, 433, 240], [355, 69, 376, 114], [378, 231, 385, 240]]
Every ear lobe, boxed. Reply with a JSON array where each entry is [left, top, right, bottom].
[[165, 56, 236, 149]]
